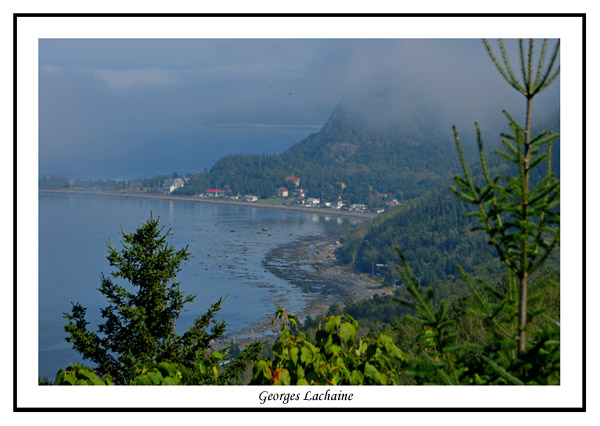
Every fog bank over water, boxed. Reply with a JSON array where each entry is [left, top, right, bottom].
[[39, 39, 559, 180]]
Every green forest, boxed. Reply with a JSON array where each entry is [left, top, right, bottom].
[[339, 107, 559, 290], [40, 39, 562, 387]]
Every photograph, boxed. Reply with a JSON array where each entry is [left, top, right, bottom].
[[12, 13, 585, 412]]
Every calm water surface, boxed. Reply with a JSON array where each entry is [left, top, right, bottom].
[[38, 192, 357, 379]]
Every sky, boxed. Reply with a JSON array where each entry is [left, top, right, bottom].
[[38, 38, 560, 180]]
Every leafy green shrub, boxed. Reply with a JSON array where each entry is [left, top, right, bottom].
[[251, 307, 405, 385], [54, 364, 113, 386], [129, 362, 191, 385]]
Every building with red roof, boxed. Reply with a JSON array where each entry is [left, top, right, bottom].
[[205, 189, 225, 197], [278, 187, 289, 197], [284, 176, 300, 187]]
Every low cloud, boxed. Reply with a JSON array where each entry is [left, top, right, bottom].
[[42, 66, 182, 90], [38, 39, 559, 179], [92, 68, 182, 90], [41, 61, 302, 91]]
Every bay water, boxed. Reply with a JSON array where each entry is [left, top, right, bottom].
[[38, 192, 358, 380]]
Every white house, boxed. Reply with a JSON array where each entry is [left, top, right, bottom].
[[349, 204, 367, 211], [205, 189, 225, 197], [163, 178, 185, 193], [244, 195, 258, 202], [277, 187, 289, 197]]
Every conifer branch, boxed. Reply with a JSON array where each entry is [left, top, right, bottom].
[[541, 66, 561, 92], [452, 125, 478, 200], [519, 39, 529, 92], [527, 38, 535, 93], [457, 266, 515, 340], [483, 39, 523, 93], [499, 39, 525, 93], [534, 40, 560, 95], [533, 39, 548, 89]]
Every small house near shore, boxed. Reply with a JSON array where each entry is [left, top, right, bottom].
[[277, 187, 289, 197], [206, 189, 225, 197], [349, 204, 367, 211], [163, 178, 185, 193]]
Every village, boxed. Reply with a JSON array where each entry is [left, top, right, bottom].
[[160, 174, 400, 214]]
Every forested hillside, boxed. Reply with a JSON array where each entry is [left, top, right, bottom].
[[175, 90, 483, 204], [341, 185, 501, 288], [178, 88, 558, 207], [339, 108, 559, 293]]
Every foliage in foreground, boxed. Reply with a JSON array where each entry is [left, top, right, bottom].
[[251, 307, 405, 385], [451, 38, 560, 353], [61, 215, 261, 385], [53, 364, 114, 386], [392, 38, 561, 384], [394, 249, 559, 385]]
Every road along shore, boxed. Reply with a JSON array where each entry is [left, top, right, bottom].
[[39, 189, 375, 219]]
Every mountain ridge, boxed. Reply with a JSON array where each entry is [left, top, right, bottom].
[[181, 91, 481, 204]]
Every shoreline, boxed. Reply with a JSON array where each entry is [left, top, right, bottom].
[[41, 188, 386, 350], [223, 234, 393, 346], [39, 189, 376, 219]]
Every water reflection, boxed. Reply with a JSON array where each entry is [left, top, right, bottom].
[[38, 193, 361, 379]]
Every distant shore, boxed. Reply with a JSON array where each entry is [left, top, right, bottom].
[[39, 189, 376, 219]]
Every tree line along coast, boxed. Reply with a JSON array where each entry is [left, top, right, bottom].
[[39, 171, 391, 215]]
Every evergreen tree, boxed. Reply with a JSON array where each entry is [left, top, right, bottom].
[[451, 38, 560, 353], [63, 215, 262, 384], [394, 38, 560, 384]]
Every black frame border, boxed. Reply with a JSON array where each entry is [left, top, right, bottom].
[[13, 12, 586, 413]]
